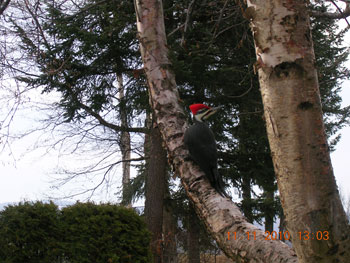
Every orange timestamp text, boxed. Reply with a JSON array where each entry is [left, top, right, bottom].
[[227, 230, 329, 241]]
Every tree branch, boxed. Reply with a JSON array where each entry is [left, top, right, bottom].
[[77, 99, 149, 134], [181, 0, 196, 47], [311, 2, 350, 20], [64, 84, 149, 134]]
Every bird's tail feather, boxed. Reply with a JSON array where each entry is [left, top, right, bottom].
[[212, 168, 230, 198]]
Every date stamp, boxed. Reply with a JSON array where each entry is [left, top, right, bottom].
[[227, 230, 329, 241]]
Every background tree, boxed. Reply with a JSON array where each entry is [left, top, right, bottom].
[[5, 0, 148, 200]]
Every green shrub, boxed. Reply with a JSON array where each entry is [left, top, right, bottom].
[[0, 201, 152, 263], [61, 202, 152, 263], [0, 201, 62, 263]]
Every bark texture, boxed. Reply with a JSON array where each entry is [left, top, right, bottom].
[[144, 124, 167, 263], [162, 202, 177, 263], [135, 0, 297, 262], [247, 1, 350, 262]]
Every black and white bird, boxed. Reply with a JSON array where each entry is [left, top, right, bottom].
[[184, 103, 228, 197]]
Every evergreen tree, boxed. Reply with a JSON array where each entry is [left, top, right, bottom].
[[11, 0, 148, 202]]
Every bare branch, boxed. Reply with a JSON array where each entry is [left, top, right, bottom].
[[212, 0, 229, 38], [77, 99, 149, 134], [227, 77, 254, 99], [311, 2, 350, 21], [50, 157, 145, 201], [23, 0, 51, 51], [180, 0, 196, 47]]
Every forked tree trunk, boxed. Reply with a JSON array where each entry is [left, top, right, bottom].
[[134, 0, 297, 262], [246, 1, 350, 262]]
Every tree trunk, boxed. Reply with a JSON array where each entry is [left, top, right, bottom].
[[187, 204, 200, 263], [117, 73, 132, 207], [279, 210, 286, 242], [241, 176, 253, 223], [162, 203, 177, 263], [247, 1, 350, 262], [163, 185, 177, 263], [144, 122, 167, 263], [135, 0, 297, 262], [264, 190, 274, 232]]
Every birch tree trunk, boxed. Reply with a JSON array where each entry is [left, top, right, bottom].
[[246, 1, 350, 262], [134, 0, 297, 262]]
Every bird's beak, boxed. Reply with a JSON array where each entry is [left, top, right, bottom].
[[203, 105, 223, 120], [210, 105, 223, 112]]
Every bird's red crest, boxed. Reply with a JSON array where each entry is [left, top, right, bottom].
[[189, 104, 210, 115]]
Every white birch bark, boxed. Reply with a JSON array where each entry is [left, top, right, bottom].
[[247, 1, 350, 262]]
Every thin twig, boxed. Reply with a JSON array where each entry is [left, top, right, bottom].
[[181, 0, 196, 47]]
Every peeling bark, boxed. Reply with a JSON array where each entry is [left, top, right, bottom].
[[247, 1, 350, 262], [134, 0, 297, 262]]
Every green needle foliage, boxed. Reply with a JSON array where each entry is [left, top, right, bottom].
[[0, 201, 152, 263], [61, 202, 152, 263], [0, 201, 62, 263]]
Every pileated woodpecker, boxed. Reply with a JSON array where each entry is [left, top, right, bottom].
[[184, 103, 228, 197]]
